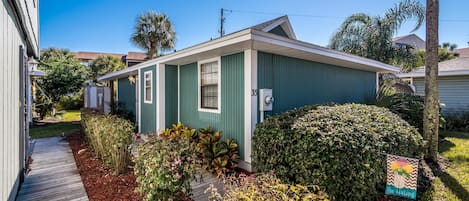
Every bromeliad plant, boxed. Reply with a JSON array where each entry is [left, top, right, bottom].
[[197, 127, 239, 177]]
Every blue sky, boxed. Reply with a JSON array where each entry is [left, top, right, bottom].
[[40, 0, 469, 54]]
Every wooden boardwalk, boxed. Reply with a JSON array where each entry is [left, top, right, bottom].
[[191, 171, 224, 201], [16, 137, 88, 201]]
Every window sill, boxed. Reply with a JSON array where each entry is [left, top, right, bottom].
[[198, 108, 221, 114]]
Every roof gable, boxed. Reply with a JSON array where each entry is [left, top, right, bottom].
[[251, 16, 296, 39]]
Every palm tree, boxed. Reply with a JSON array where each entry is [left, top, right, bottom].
[[131, 11, 176, 59], [423, 0, 439, 162], [329, 0, 425, 69]]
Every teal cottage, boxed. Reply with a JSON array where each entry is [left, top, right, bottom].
[[98, 16, 399, 170]]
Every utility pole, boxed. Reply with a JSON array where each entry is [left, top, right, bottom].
[[219, 8, 231, 37]]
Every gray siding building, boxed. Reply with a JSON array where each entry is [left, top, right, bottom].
[[0, 0, 39, 200], [399, 58, 469, 115]]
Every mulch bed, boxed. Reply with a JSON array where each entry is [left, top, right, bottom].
[[68, 132, 141, 201]]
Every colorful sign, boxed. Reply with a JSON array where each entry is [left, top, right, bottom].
[[385, 154, 419, 200]]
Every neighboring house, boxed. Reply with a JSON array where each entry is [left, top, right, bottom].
[[123, 52, 148, 67], [74, 51, 125, 66], [455, 47, 469, 58], [399, 58, 469, 115], [392, 34, 425, 50], [0, 0, 39, 200], [74, 51, 147, 67], [98, 16, 399, 170]]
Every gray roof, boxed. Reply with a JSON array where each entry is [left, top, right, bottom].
[[399, 58, 469, 77], [455, 48, 469, 58], [414, 58, 469, 72], [392, 34, 425, 50], [250, 15, 287, 31]]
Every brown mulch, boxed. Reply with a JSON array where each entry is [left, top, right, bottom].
[[68, 132, 141, 201]]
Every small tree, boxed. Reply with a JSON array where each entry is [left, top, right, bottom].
[[89, 55, 126, 82], [37, 48, 89, 117]]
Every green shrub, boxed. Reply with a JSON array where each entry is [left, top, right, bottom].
[[110, 101, 135, 123], [376, 93, 425, 132], [376, 93, 446, 133], [197, 127, 239, 177], [81, 112, 134, 174], [134, 136, 199, 201], [252, 104, 425, 201], [55, 90, 84, 111], [206, 173, 329, 201], [444, 112, 469, 132]]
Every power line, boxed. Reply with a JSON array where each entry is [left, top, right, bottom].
[[229, 9, 469, 23]]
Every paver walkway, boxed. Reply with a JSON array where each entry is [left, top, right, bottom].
[[16, 137, 88, 201]]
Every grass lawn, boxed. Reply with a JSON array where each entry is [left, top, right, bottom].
[[429, 131, 469, 201], [30, 110, 81, 139], [61, 110, 81, 122]]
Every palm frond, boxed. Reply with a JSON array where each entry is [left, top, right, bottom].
[[383, 0, 425, 34]]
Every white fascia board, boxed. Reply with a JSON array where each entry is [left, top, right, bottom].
[[98, 29, 252, 81], [398, 69, 469, 78], [251, 29, 400, 73], [98, 67, 139, 81]]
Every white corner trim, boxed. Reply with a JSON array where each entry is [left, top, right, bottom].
[[138, 68, 142, 133], [143, 71, 153, 104], [156, 64, 166, 132], [177, 65, 181, 122], [376, 72, 380, 94], [197, 57, 222, 114], [244, 49, 257, 163], [115, 79, 119, 102]]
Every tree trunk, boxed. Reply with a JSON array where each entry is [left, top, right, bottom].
[[148, 42, 157, 59], [423, 0, 439, 162]]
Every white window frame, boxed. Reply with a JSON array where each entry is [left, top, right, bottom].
[[198, 57, 221, 113], [143, 71, 153, 104]]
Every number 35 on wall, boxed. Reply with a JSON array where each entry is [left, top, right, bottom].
[[251, 89, 258, 96]]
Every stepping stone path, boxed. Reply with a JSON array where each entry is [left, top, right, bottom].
[[16, 137, 88, 201]]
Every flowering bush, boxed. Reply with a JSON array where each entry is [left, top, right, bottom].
[[133, 135, 199, 200]]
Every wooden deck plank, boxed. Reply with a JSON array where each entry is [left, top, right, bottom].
[[190, 171, 224, 201], [17, 137, 88, 201]]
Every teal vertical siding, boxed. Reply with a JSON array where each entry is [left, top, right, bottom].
[[140, 65, 157, 133], [268, 26, 289, 37], [258, 52, 376, 117], [165, 65, 178, 127], [117, 78, 136, 122], [180, 53, 245, 159]]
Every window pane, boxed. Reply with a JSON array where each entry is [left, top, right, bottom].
[[201, 85, 218, 109], [200, 61, 218, 109], [145, 87, 151, 101]]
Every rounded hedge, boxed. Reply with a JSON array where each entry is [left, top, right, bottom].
[[252, 104, 425, 201]]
